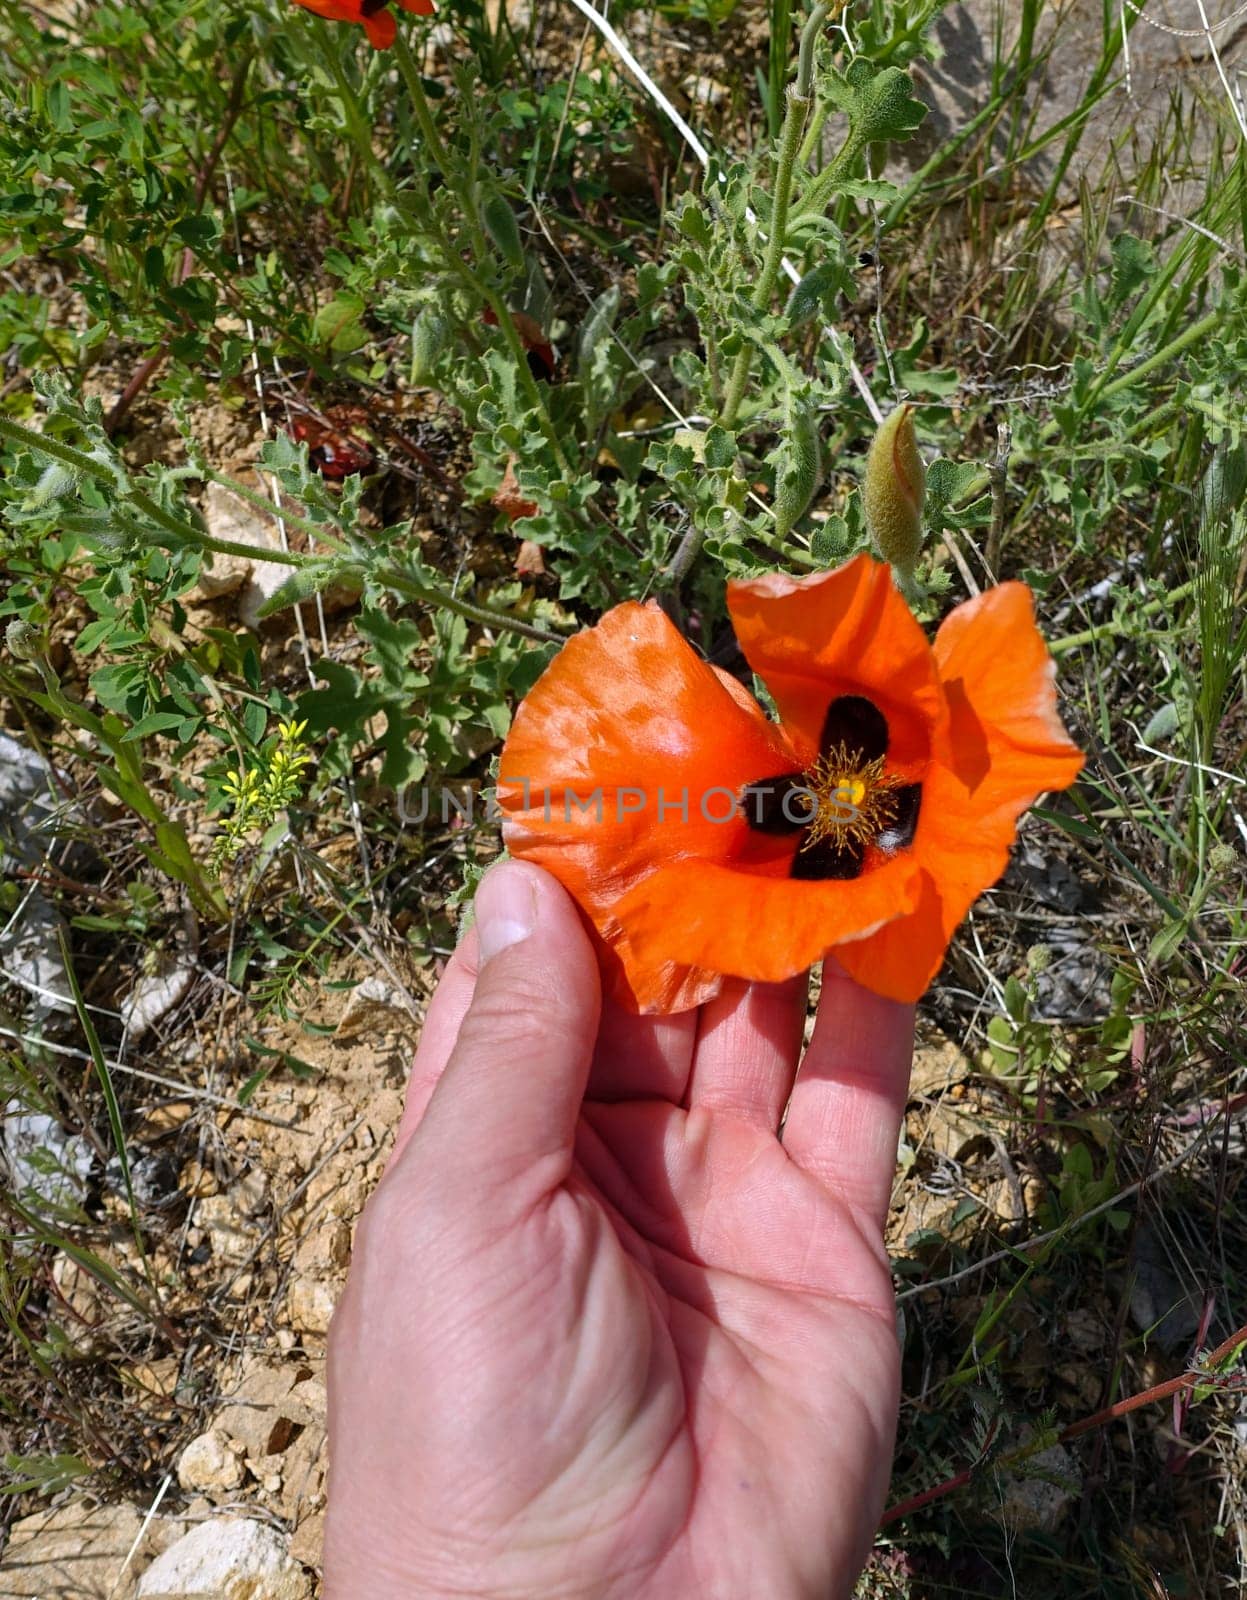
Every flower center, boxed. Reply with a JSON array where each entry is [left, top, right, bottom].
[[799, 741, 903, 858]]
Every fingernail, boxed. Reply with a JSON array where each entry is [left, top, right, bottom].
[[476, 863, 538, 962]]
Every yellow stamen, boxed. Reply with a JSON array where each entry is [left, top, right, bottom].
[[799, 741, 902, 855]]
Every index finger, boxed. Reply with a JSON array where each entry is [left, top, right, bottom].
[[780, 960, 915, 1233]]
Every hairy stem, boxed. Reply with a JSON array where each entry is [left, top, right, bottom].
[[720, 4, 827, 431], [0, 414, 568, 645]]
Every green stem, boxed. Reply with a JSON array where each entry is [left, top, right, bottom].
[[391, 28, 453, 177], [795, 129, 864, 220], [1034, 310, 1224, 451], [380, 567, 566, 644], [797, 98, 829, 169], [720, 5, 826, 430], [207, 470, 351, 556], [0, 416, 113, 480], [1087, 309, 1223, 410], [391, 30, 570, 474], [1050, 578, 1196, 656], [0, 413, 567, 646], [313, 20, 394, 197]]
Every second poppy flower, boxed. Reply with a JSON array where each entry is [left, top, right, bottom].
[[290, 0, 433, 51]]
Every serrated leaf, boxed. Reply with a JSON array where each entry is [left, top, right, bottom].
[[785, 261, 843, 326], [833, 178, 898, 201], [809, 515, 849, 562], [703, 424, 737, 470], [1109, 232, 1156, 310], [824, 59, 928, 147], [925, 459, 990, 512]]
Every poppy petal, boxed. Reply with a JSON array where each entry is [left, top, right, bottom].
[[290, 0, 359, 21], [498, 602, 797, 1012], [740, 772, 812, 835], [819, 693, 890, 762], [727, 553, 947, 776], [835, 582, 1083, 1002], [396, 0, 436, 12], [359, 4, 397, 45], [616, 849, 922, 988], [790, 831, 864, 880]]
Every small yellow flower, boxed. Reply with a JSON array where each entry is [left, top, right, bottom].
[[211, 717, 315, 873]]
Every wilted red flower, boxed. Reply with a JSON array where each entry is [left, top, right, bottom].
[[497, 553, 1083, 1013], [493, 455, 539, 521], [288, 408, 373, 478], [290, 0, 433, 51]]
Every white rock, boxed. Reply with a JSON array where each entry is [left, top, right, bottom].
[[121, 961, 197, 1040], [176, 1429, 245, 1494], [4, 1112, 91, 1215], [286, 1277, 338, 1335], [194, 483, 272, 599], [136, 1516, 310, 1599], [682, 73, 730, 108], [996, 1433, 1080, 1534], [335, 973, 419, 1038], [197, 1193, 258, 1267], [195, 482, 360, 627], [0, 731, 74, 1033], [1, 1500, 186, 1598]]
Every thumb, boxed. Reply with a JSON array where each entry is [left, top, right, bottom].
[[414, 860, 602, 1216]]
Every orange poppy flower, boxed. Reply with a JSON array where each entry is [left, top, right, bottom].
[[290, 0, 433, 51], [497, 553, 1084, 1013]]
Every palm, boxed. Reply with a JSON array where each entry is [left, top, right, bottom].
[[326, 887, 914, 1600], [521, 1094, 901, 1598]]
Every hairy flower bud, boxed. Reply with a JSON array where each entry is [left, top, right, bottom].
[[24, 461, 76, 510], [862, 403, 925, 581], [5, 619, 41, 661], [1026, 943, 1053, 976], [410, 308, 451, 384], [771, 388, 822, 541], [480, 194, 525, 272]]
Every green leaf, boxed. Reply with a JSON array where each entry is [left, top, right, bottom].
[[1108, 233, 1156, 311], [1003, 975, 1028, 1021], [576, 285, 621, 378], [312, 292, 369, 354], [924, 459, 990, 515], [2, 1452, 90, 1498], [823, 59, 928, 147], [298, 662, 391, 735], [480, 193, 525, 271], [785, 261, 844, 326], [121, 710, 188, 741], [833, 177, 898, 201], [1142, 702, 1181, 743], [676, 200, 712, 246], [1148, 916, 1187, 964], [242, 698, 268, 744]]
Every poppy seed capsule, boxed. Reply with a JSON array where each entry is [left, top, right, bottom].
[[863, 403, 925, 581]]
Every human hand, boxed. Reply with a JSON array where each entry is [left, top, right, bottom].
[[325, 859, 914, 1600]]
